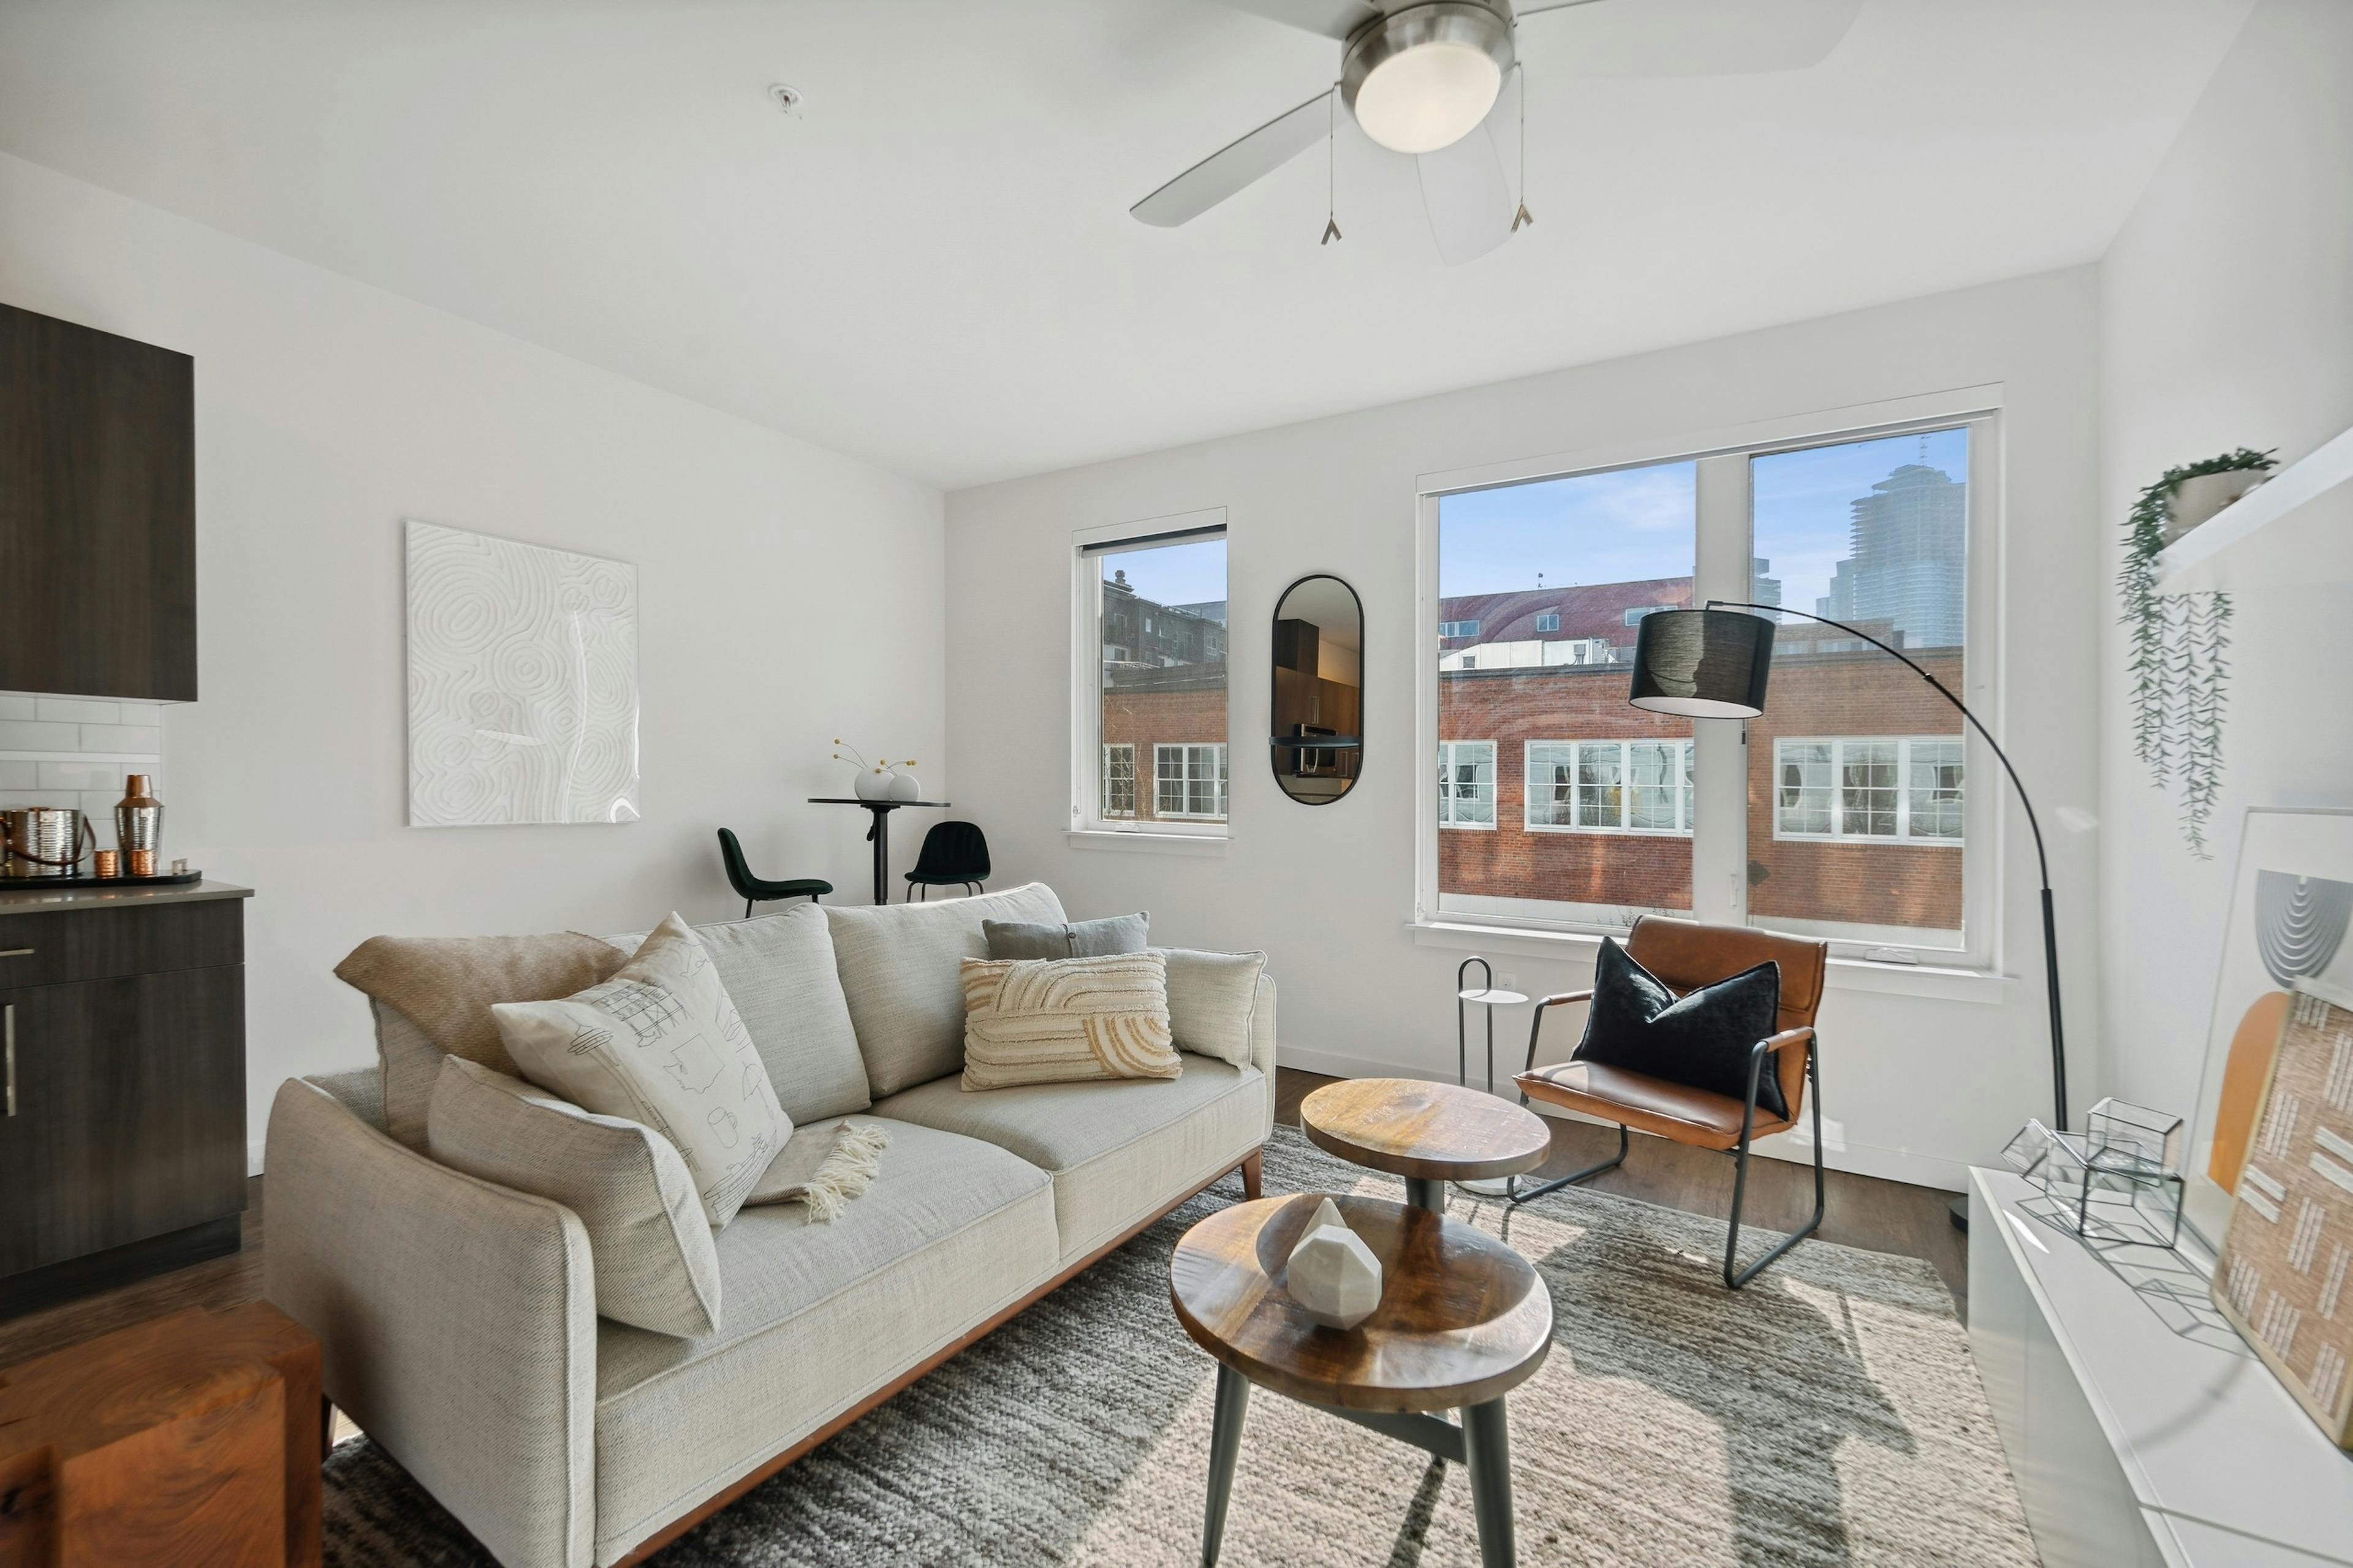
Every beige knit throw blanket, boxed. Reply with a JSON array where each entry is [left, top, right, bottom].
[[334, 931, 627, 1075], [748, 1118, 892, 1223]]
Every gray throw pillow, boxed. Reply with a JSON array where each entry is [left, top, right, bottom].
[[984, 912, 1150, 960]]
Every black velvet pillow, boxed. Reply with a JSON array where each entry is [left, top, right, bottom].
[[1572, 938, 1787, 1118]]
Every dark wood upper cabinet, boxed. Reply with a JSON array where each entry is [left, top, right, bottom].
[[0, 301, 196, 702]]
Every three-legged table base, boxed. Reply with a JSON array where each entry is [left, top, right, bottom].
[[1199, 1363, 1517, 1567]]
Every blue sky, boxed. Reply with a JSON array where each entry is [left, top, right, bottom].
[[1105, 536, 1225, 608], [1438, 427, 1968, 613]]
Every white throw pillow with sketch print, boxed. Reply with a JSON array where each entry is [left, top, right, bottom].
[[493, 912, 790, 1228]]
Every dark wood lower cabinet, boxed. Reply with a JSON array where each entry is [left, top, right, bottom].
[[0, 885, 251, 1317]]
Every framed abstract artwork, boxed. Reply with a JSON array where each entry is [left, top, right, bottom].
[[2186, 809, 2353, 1246], [405, 520, 642, 826]]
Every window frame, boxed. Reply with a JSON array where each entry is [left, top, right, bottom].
[[1414, 386, 2004, 969], [1153, 742, 1230, 820], [1070, 508, 1229, 840], [1771, 737, 1966, 846], [1437, 740, 1497, 830], [1523, 738, 1693, 836]]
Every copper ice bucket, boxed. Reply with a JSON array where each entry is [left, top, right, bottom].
[[1, 806, 95, 878]]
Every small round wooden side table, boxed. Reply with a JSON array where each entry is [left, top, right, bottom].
[[1170, 1194, 1553, 1568], [1300, 1077, 1550, 1211]]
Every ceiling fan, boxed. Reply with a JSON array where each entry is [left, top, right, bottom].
[[1132, 0, 1863, 264]]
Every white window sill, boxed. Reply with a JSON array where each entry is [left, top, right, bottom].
[[1066, 829, 1229, 857], [1407, 919, 2009, 1004]]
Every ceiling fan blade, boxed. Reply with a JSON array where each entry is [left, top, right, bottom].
[[1518, 0, 1863, 77], [1216, 0, 1383, 41], [1132, 91, 1334, 228], [1416, 106, 1512, 265]]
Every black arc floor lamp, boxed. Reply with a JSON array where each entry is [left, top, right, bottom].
[[1626, 603, 2069, 1233]]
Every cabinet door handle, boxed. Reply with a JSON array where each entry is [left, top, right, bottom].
[[0, 949, 30, 958], [4, 1004, 13, 1118]]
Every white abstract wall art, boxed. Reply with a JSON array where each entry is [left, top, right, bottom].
[[406, 520, 641, 826]]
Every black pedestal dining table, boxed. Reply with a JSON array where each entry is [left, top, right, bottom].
[[806, 797, 951, 905]]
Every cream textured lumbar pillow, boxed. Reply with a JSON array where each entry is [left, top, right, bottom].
[[493, 913, 789, 1227], [959, 950, 1180, 1091], [427, 1056, 723, 1338]]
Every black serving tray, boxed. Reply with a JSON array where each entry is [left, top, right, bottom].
[[0, 869, 203, 888]]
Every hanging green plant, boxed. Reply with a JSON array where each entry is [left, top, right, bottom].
[[2118, 447, 2271, 858]]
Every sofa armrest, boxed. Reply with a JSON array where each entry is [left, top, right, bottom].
[[263, 1076, 597, 1568], [1249, 972, 1277, 1132]]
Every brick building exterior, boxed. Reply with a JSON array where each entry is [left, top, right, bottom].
[[1097, 661, 1228, 823], [1436, 647, 1965, 932]]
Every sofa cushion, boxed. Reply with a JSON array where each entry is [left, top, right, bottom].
[[823, 882, 1067, 1097], [1161, 949, 1269, 1070], [982, 911, 1148, 960], [495, 915, 791, 1228], [686, 906, 872, 1123], [428, 1056, 722, 1338], [592, 1118, 1058, 1562], [874, 1053, 1265, 1263], [959, 951, 1178, 1090]]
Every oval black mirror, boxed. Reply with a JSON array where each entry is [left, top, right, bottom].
[[1270, 573, 1363, 805]]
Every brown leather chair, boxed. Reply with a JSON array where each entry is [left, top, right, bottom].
[[1510, 915, 1828, 1289]]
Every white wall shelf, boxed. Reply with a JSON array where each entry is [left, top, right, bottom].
[[2154, 424, 2353, 591]]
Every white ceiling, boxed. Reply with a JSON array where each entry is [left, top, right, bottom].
[[0, 1, 2251, 488]]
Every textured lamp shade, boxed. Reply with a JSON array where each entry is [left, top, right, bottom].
[[1628, 609, 1776, 719]]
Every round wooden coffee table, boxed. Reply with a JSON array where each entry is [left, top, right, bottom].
[[1170, 1193, 1552, 1567], [1300, 1078, 1550, 1211]]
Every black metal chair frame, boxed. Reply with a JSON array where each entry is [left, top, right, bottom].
[[1505, 991, 1825, 1290]]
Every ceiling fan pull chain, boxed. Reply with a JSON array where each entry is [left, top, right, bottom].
[[1321, 85, 1343, 245], [1510, 62, 1534, 234]]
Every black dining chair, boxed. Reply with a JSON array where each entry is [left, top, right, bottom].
[[716, 828, 832, 918], [904, 820, 990, 901]]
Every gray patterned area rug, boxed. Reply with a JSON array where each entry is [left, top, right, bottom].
[[324, 1129, 2037, 1566]]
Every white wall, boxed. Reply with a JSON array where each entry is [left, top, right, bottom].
[[948, 267, 2104, 1192], [0, 151, 946, 1164], [2099, 1, 2353, 1116]]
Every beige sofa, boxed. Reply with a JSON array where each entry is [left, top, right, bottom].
[[263, 884, 1275, 1568]]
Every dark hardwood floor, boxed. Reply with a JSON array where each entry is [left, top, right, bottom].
[[0, 1066, 1968, 1376], [1276, 1067, 1969, 1316]]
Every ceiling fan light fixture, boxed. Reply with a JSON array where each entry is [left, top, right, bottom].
[[1342, 2, 1514, 155]]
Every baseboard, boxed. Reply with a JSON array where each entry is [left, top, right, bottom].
[[1275, 1043, 1969, 1194]]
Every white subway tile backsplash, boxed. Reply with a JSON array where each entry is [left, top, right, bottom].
[[36, 697, 121, 724], [78, 724, 161, 752], [42, 760, 147, 793], [0, 695, 169, 853], [0, 721, 82, 751]]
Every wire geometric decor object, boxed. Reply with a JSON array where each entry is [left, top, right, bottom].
[[405, 520, 640, 827]]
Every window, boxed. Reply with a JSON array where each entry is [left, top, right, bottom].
[[1773, 738, 1963, 844], [1154, 743, 1227, 819], [1435, 458, 1695, 925], [1749, 426, 1973, 947], [1438, 741, 1495, 827], [1525, 740, 1692, 833], [1101, 744, 1135, 818], [1077, 515, 1227, 835], [1422, 404, 1992, 960], [1439, 619, 1481, 638]]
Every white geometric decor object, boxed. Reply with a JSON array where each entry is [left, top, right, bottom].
[[406, 520, 641, 826], [1286, 1197, 1384, 1330]]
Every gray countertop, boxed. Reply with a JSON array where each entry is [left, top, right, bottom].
[[0, 879, 253, 911]]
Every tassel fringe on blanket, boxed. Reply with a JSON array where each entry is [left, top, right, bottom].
[[798, 1121, 890, 1224]]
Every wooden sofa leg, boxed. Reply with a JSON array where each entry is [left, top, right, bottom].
[[1240, 1149, 1263, 1201]]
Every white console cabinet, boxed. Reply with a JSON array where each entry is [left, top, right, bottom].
[[1968, 1167, 2353, 1566]]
